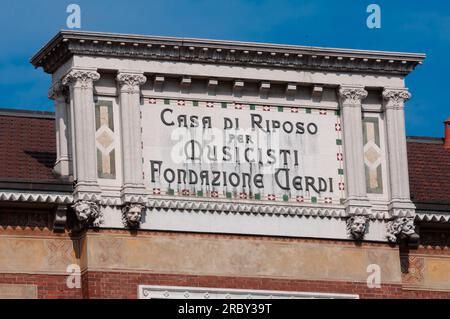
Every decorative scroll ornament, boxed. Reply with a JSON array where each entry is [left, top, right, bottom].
[[338, 87, 368, 105], [121, 203, 145, 228], [116, 73, 147, 94], [346, 215, 369, 240], [62, 70, 100, 89], [382, 89, 411, 109], [386, 217, 418, 243], [72, 200, 103, 228]]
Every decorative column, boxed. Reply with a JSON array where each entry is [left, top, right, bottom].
[[116, 72, 147, 202], [382, 88, 416, 217], [48, 81, 72, 177], [62, 68, 101, 199], [338, 85, 372, 215]]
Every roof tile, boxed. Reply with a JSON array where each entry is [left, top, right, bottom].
[[0, 114, 57, 182]]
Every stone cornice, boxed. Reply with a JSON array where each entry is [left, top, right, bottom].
[[31, 30, 426, 75], [0, 191, 73, 204]]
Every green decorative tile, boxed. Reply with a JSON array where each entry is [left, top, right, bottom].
[[250, 104, 256, 110], [221, 102, 228, 109], [340, 198, 346, 205], [311, 196, 317, 204], [226, 192, 233, 199], [167, 188, 175, 196], [197, 191, 204, 197], [283, 194, 289, 202], [277, 106, 284, 112], [164, 99, 170, 105], [254, 193, 261, 200], [193, 101, 199, 107], [305, 108, 312, 114], [338, 169, 344, 175], [335, 110, 341, 116], [336, 139, 342, 146]]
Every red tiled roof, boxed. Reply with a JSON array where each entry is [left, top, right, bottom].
[[407, 137, 450, 203], [0, 110, 58, 182]]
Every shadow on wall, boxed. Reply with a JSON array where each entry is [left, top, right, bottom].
[[24, 150, 56, 169]]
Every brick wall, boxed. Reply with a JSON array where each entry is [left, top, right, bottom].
[[82, 272, 450, 299], [2, 272, 449, 299]]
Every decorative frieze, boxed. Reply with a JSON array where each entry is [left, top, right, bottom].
[[0, 211, 51, 228], [31, 31, 425, 76], [416, 211, 450, 223], [147, 198, 347, 217], [0, 191, 73, 204], [401, 255, 425, 286]]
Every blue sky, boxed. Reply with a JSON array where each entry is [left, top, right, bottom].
[[0, 0, 449, 137]]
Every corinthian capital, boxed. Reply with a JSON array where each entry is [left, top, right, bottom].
[[382, 88, 411, 110], [62, 69, 100, 89], [117, 72, 147, 94], [338, 86, 368, 106]]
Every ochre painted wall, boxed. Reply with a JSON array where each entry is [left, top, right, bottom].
[[1, 228, 450, 299]]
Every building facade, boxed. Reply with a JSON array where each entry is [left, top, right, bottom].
[[0, 30, 449, 298]]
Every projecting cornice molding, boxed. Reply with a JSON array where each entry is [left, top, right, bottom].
[[1, 190, 446, 225], [31, 30, 426, 75]]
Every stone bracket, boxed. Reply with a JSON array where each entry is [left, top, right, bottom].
[[53, 205, 68, 232]]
